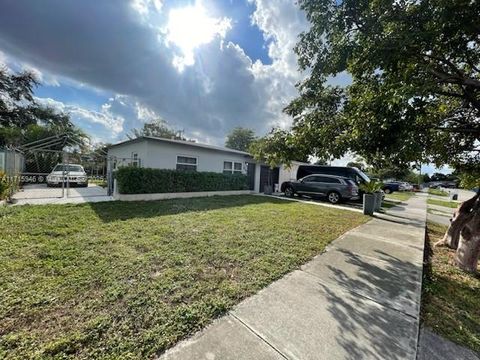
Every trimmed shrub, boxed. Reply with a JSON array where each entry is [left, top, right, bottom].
[[115, 167, 249, 194], [0, 171, 20, 201]]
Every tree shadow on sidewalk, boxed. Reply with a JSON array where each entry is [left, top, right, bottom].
[[317, 248, 420, 359]]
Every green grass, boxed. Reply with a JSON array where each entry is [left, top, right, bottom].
[[427, 198, 459, 208], [0, 195, 368, 359], [385, 191, 415, 201], [422, 222, 480, 352], [428, 188, 449, 197], [427, 208, 452, 217]]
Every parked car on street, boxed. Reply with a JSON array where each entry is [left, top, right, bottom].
[[443, 181, 458, 188], [47, 164, 88, 187], [382, 181, 402, 194], [282, 174, 359, 204], [400, 182, 413, 191]]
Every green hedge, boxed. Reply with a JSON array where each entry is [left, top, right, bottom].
[[0, 172, 20, 201], [115, 167, 249, 194]]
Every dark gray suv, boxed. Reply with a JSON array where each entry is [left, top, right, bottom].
[[283, 174, 359, 204]]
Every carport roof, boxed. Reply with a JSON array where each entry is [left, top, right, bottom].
[[108, 136, 253, 156]]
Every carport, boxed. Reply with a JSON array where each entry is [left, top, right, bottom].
[[11, 133, 114, 204]]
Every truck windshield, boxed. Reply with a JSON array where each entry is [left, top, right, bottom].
[[53, 165, 84, 172]]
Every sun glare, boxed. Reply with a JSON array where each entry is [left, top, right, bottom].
[[165, 1, 231, 71]]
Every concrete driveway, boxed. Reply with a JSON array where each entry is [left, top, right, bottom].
[[433, 188, 476, 202], [274, 193, 363, 212], [12, 183, 112, 205]]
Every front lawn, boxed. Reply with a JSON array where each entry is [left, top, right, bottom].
[[422, 222, 480, 352], [427, 198, 459, 208], [0, 195, 368, 359], [385, 191, 415, 201], [428, 188, 449, 197]]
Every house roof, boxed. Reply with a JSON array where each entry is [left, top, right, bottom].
[[108, 136, 252, 156]]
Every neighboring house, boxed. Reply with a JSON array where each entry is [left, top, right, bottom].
[[108, 136, 307, 193], [278, 161, 308, 191], [0, 148, 25, 176]]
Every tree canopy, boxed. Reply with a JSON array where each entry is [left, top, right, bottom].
[[127, 119, 187, 141], [0, 66, 85, 148], [252, 0, 480, 172], [225, 127, 256, 152]]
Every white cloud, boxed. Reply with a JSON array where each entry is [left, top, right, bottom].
[[22, 64, 60, 87], [248, 0, 309, 129], [164, 1, 232, 71], [34, 97, 125, 140], [135, 101, 159, 122], [131, 0, 162, 16], [0, 0, 310, 145]]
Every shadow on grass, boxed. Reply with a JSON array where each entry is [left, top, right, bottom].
[[86, 195, 296, 223], [421, 226, 480, 352]]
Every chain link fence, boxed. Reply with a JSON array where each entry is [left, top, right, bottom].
[[14, 149, 113, 200]]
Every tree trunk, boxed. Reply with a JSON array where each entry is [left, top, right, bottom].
[[435, 193, 480, 249], [455, 211, 480, 273]]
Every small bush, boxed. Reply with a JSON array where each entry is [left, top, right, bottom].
[[359, 180, 384, 194], [0, 175, 7, 199], [0, 171, 20, 201], [115, 167, 249, 194]]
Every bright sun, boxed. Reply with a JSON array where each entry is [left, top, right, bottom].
[[165, 1, 231, 71]]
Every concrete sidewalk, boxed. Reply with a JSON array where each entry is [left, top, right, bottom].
[[159, 196, 427, 360]]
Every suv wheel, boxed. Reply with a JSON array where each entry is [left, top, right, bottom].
[[284, 186, 295, 197], [327, 191, 341, 204], [384, 188, 392, 194]]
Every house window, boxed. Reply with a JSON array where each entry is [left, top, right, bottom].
[[223, 161, 243, 174], [131, 153, 139, 167], [234, 162, 242, 173], [177, 156, 197, 171]]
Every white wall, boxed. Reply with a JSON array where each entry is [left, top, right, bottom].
[[108, 138, 252, 174], [144, 140, 250, 173], [108, 140, 148, 168], [278, 161, 308, 190]]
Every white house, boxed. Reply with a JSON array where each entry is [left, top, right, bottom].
[[107, 136, 308, 193], [108, 136, 308, 194]]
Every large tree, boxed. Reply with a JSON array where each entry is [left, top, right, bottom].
[[0, 66, 84, 147], [128, 119, 187, 141], [251, 0, 480, 272], [225, 127, 256, 152], [0, 66, 88, 174]]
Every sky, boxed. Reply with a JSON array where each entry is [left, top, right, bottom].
[[0, 0, 307, 145], [0, 0, 449, 175]]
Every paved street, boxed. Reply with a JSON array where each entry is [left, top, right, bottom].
[[159, 195, 427, 360], [417, 327, 480, 360]]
